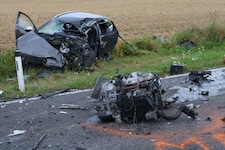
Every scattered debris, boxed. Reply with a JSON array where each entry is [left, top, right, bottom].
[[188, 70, 212, 82], [91, 76, 109, 99], [178, 40, 196, 50], [170, 64, 184, 75], [195, 104, 201, 108], [162, 67, 225, 102], [24, 120, 33, 126], [149, 139, 155, 142], [185, 103, 194, 109], [218, 106, 225, 109], [163, 96, 179, 109], [59, 104, 88, 110], [39, 89, 70, 99], [32, 134, 46, 150], [200, 90, 209, 96], [76, 147, 87, 150], [85, 115, 101, 124], [221, 118, 225, 122], [8, 130, 26, 137], [119, 128, 138, 131], [205, 117, 212, 121], [1, 104, 6, 108], [60, 111, 67, 114], [37, 70, 51, 78], [152, 35, 166, 42]]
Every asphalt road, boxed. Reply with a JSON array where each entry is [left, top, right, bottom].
[[0, 68, 225, 150]]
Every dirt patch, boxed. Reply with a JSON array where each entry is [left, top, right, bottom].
[[1, 0, 225, 51]]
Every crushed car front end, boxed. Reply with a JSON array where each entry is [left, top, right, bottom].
[[17, 30, 66, 68]]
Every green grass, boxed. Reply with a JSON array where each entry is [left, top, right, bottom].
[[0, 20, 225, 100]]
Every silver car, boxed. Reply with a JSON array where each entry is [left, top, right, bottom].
[[15, 11, 118, 69]]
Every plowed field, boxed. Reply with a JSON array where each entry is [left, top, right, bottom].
[[1, 0, 225, 51]]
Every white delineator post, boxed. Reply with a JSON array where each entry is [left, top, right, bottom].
[[224, 54, 225, 63], [15, 50, 25, 92]]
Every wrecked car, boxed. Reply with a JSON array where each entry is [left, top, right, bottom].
[[92, 70, 197, 123], [15, 11, 118, 70]]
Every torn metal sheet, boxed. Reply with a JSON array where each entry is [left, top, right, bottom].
[[59, 104, 88, 110], [8, 130, 26, 137], [91, 76, 109, 99]]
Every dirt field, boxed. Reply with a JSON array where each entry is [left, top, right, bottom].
[[1, 0, 225, 51]]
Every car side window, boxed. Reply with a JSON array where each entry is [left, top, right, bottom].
[[38, 19, 64, 35], [99, 21, 114, 35], [17, 13, 34, 29], [18, 17, 30, 28]]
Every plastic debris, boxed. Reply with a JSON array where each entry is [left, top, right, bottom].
[[8, 130, 26, 137], [152, 35, 166, 42], [170, 64, 184, 75], [59, 104, 88, 110], [195, 105, 201, 108], [201, 90, 209, 96], [60, 111, 67, 114]]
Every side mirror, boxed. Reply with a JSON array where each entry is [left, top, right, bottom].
[[25, 26, 33, 32]]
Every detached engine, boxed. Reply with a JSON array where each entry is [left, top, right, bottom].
[[93, 71, 196, 123]]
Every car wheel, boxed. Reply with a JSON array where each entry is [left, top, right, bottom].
[[59, 42, 70, 54]]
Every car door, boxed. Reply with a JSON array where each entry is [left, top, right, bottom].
[[15, 11, 37, 40], [98, 21, 118, 59]]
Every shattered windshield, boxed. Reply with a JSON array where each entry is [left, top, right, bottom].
[[38, 19, 64, 35]]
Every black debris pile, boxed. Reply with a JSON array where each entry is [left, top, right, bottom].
[[178, 40, 196, 50], [188, 70, 212, 83], [170, 64, 184, 75]]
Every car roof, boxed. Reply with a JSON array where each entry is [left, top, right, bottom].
[[54, 11, 106, 26]]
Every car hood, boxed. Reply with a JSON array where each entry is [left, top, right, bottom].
[[17, 31, 64, 67]]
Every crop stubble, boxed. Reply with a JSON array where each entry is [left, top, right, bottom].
[[1, 0, 225, 51]]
